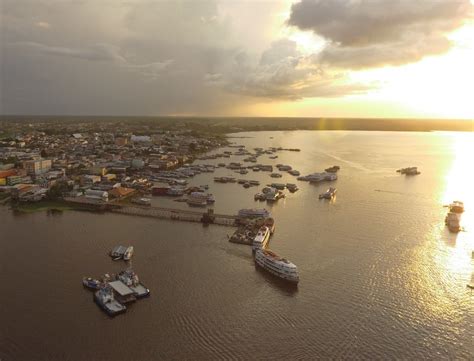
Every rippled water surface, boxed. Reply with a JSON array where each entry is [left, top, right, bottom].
[[1, 131, 473, 360]]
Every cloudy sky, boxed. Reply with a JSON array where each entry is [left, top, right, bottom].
[[1, 0, 473, 118]]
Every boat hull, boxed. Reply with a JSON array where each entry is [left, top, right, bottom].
[[254, 253, 299, 284]]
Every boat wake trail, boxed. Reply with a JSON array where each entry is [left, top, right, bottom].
[[321, 152, 371, 172]]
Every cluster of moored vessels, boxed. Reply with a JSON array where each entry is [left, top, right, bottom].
[[254, 186, 286, 202], [235, 209, 300, 284], [82, 245, 150, 316], [83, 269, 150, 316], [251, 222, 299, 284], [444, 201, 464, 233]]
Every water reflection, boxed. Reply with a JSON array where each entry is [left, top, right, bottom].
[[439, 132, 473, 273]]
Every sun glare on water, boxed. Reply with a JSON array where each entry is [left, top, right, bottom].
[[439, 132, 473, 277]]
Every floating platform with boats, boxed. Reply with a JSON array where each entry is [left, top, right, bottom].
[[84, 267, 150, 317]]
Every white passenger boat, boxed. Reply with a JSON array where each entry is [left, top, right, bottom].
[[252, 226, 271, 251], [254, 249, 299, 284]]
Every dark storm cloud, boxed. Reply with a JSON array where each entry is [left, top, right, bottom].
[[288, 0, 473, 68], [12, 42, 127, 63], [0, 0, 371, 115]]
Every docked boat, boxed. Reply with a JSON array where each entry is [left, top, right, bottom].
[[270, 183, 286, 190], [277, 165, 292, 171], [94, 284, 127, 316], [254, 192, 266, 201], [187, 192, 214, 207], [445, 212, 461, 233], [110, 246, 133, 261], [254, 249, 299, 284], [252, 226, 271, 251], [319, 187, 337, 199], [238, 208, 270, 219], [151, 184, 171, 196], [123, 246, 134, 261], [131, 197, 151, 206], [449, 201, 464, 213], [324, 165, 340, 173], [264, 217, 275, 234], [167, 187, 185, 196], [265, 188, 285, 202], [82, 277, 101, 290], [117, 269, 150, 298], [299, 172, 337, 182], [286, 183, 298, 192]]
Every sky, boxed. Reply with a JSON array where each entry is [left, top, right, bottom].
[[1, 0, 473, 119]]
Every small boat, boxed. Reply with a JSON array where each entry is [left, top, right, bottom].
[[123, 246, 134, 261], [94, 284, 127, 316], [445, 212, 461, 233], [243, 183, 250, 188], [270, 183, 286, 190], [449, 201, 464, 213], [270, 173, 282, 178], [397, 167, 420, 175], [131, 197, 151, 206], [82, 277, 101, 290], [319, 187, 337, 199], [286, 183, 298, 192], [110, 245, 127, 259], [288, 170, 300, 176], [324, 166, 340, 173], [254, 193, 266, 201]]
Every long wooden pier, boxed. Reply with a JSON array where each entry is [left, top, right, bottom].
[[110, 205, 238, 226], [63, 197, 238, 227]]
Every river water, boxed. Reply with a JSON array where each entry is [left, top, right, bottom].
[[1, 131, 472, 360]]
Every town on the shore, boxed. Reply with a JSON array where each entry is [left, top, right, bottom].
[[0, 119, 227, 206]]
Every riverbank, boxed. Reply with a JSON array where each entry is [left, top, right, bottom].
[[11, 200, 79, 214]]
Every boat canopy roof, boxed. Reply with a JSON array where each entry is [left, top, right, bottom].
[[108, 280, 135, 296]]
